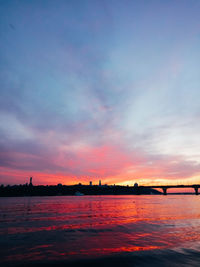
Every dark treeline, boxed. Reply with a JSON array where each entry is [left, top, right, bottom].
[[0, 184, 161, 197]]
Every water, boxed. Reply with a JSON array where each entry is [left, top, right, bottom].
[[0, 195, 200, 266]]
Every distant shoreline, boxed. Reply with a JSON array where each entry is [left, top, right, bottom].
[[0, 184, 162, 197]]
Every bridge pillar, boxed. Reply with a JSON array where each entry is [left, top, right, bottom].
[[194, 187, 199, 195], [162, 187, 167, 195]]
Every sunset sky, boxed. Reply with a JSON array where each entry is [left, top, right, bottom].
[[0, 0, 200, 186]]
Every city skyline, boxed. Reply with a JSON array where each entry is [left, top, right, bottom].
[[1, 0, 200, 186]]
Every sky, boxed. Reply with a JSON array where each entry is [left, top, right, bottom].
[[0, 0, 200, 186]]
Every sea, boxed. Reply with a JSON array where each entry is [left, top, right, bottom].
[[0, 195, 200, 267]]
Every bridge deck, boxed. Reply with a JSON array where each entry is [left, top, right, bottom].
[[138, 185, 200, 195]]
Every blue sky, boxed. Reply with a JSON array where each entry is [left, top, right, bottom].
[[0, 0, 200, 185]]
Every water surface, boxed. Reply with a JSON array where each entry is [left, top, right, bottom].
[[0, 195, 200, 266]]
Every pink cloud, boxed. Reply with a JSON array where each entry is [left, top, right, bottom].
[[1, 142, 200, 185]]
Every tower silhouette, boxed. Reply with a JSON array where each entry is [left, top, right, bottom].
[[29, 177, 33, 186]]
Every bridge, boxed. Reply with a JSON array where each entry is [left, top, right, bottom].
[[139, 185, 200, 195]]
